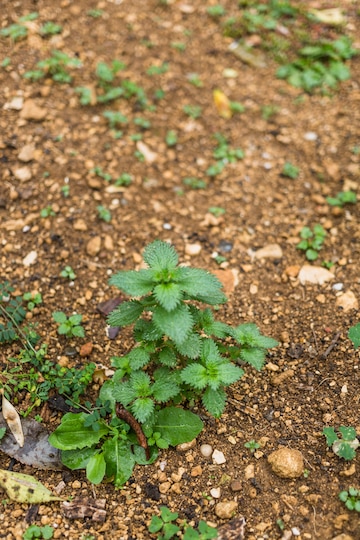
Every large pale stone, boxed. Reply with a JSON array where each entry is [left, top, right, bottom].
[[268, 448, 304, 478]]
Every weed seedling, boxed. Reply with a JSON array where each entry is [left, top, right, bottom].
[[207, 5, 226, 18], [133, 117, 151, 130], [23, 524, 54, 540], [261, 104, 279, 120], [183, 177, 207, 190], [348, 324, 360, 349], [339, 487, 360, 512], [208, 206, 226, 217], [0, 12, 38, 42], [244, 439, 261, 453], [52, 312, 85, 338], [60, 266, 76, 280], [148, 506, 217, 539], [207, 133, 244, 177], [1, 57, 11, 68], [40, 22, 62, 36], [87, 9, 104, 18], [103, 110, 128, 128], [165, 130, 178, 147], [115, 173, 132, 186], [297, 224, 326, 261], [183, 104, 202, 119], [171, 41, 186, 52], [146, 62, 169, 76], [22, 292, 42, 311], [97, 205, 112, 223], [282, 162, 299, 179], [40, 206, 56, 218], [326, 191, 357, 207], [323, 426, 359, 461], [187, 73, 203, 87], [24, 50, 82, 84]]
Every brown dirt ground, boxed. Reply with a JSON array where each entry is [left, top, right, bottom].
[[1, 0, 360, 539]]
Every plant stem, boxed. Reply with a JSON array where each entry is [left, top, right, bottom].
[[115, 404, 150, 459]]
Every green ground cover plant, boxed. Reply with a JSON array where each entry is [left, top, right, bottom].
[[148, 505, 217, 539], [52, 312, 85, 338], [49, 240, 277, 486], [326, 190, 357, 207], [23, 524, 54, 540], [60, 266, 76, 280], [282, 161, 299, 179], [323, 426, 359, 461], [296, 224, 326, 261], [339, 487, 360, 512], [0, 12, 38, 42], [207, 133, 244, 177], [24, 50, 82, 83]]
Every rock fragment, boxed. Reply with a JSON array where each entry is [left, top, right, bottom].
[[20, 99, 47, 121], [268, 448, 304, 478], [14, 166, 32, 182], [298, 265, 334, 285], [86, 236, 101, 257], [335, 291, 358, 312], [252, 243, 283, 260], [215, 500, 238, 519], [18, 144, 35, 162]]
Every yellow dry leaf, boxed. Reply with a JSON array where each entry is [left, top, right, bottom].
[[1, 389, 24, 447], [0, 469, 64, 503], [213, 89, 232, 119]]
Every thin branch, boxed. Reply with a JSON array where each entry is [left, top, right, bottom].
[[319, 332, 341, 360], [115, 405, 150, 460]]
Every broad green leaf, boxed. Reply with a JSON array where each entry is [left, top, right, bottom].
[[339, 426, 357, 441], [143, 240, 178, 270], [322, 426, 337, 446], [108, 300, 144, 326], [217, 362, 244, 386], [134, 318, 163, 341], [125, 347, 151, 369], [103, 438, 136, 487], [61, 447, 96, 470], [176, 267, 227, 304], [49, 413, 110, 450], [0, 469, 63, 503], [202, 387, 226, 418], [86, 452, 106, 484], [131, 397, 155, 423], [180, 363, 208, 389], [112, 380, 137, 406], [69, 314, 82, 325], [148, 515, 164, 533], [154, 282, 183, 311], [158, 347, 177, 367], [348, 324, 360, 349], [71, 325, 85, 338], [109, 269, 154, 296], [240, 347, 266, 370], [152, 377, 180, 402], [153, 304, 193, 345], [52, 311, 67, 323], [154, 407, 203, 446], [175, 332, 202, 359], [201, 338, 221, 361], [337, 442, 356, 461]]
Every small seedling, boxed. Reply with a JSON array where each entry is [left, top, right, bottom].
[[148, 506, 218, 539], [339, 487, 360, 512], [97, 205, 112, 223], [0, 13, 38, 42], [207, 133, 244, 177], [348, 324, 360, 349], [297, 224, 326, 261], [146, 62, 169, 76], [24, 50, 81, 84], [230, 101, 245, 114], [133, 117, 151, 129], [52, 312, 85, 338], [165, 130, 178, 147], [183, 177, 207, 190], [40, 22, 62, 36], [323, 426, 359, 461], [1, 57, 11, 68], [207, 5, 226, 18], [208, 207, 226, 217], [183, 104, 202, 119], [187, 73, 203, 87], [244, 439, 261, 453], [60, 266, 76, 280], [103, 110, 128, 128], [61, 184, 70, 197], [326, 191, 357, 207], [91, 166, 112, 182], [171, 41, 186, 52], [282, 162, 299, 179], [115, 173, 132, 186], [22, 292, 42, 311], [87, 9, 104, 18], [261, 104, 279, 120], [40, 206, 56, 218], [23, 524, 54, 540]]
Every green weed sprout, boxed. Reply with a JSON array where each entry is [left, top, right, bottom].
[[60, 266, 76, 280], [282, 162, 299, 179], [348, 324, 360, 349], [339, 487, 360, 512], [23, 524, 54, 540], [296, 224, 326, 261], [165, 130, 178, 147], [97, 205, 112, 222], [323, 426, 359, 461], [326, 191, 357, 207], [52, 312, 85, 338], [148, 506, 217, 539], [244, 439, 261, 453]]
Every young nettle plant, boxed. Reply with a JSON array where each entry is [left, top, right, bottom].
[[339, 487, 360, 512], [323, 426, 359, 461], [49, 240, 277, 487], [297, 224, 326, 261]]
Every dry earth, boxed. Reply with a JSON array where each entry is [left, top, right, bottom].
[[1, 1, 360, 539]]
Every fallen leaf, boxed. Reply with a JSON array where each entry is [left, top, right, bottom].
[[308, 8, 346, 26], [62, 497, 106, 521], [1, 390, 24, 447], [213, 89, 232, 119], [0, 413, 63, 470], [0, 469, 63, 503]]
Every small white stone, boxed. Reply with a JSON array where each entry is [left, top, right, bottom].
[[332, 283, 344, 291], [185, 243, 202, 256], [163, 223, 172, 230], [23, 250, 38, 266], [210, 487, 221, 499], [212, 449, 226, 465], [200, 444, 213, 458], [14, 166, 32, 182], [291, 527, 301, 536], [298, 265, 334, 285], [252, 243, 283, 260], [304, 131, 318, 141]]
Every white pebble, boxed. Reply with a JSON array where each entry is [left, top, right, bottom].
[[212, 449, 226, 465], [332, 282, 344, 291], [200, 444, 213, 458], [210, 487, 221, 499], [291, 527, 301, 536], [23, 250, 37, 266], [163, 223, 172, 230], [159, 461, 167, 471], [304, 132, 317, 141]]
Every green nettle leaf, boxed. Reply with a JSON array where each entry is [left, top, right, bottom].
[[154, 282, 183, 311], [113, 380, 137, 406], [348, 324, 360, 349], [158, 347, 177, 367], [108, 300, 144, 326], [52, 311, 67, 323], [86, 452, 106, 484], [338, 443, 356, 461], [240, 347, 266, 370], [217, 362, 244, 386], [176, 267, 227, 304], [152, 377, 180, 402], [109, 269, 154, 296], [69, 314, 82, 325], [174, 332, 202, 359], [71, 325, 85, 337], [49, 413, 110, 450], [131, 397, 155, 422], [154, 407, 203, 446], [125, 347, 151, 369], [339, 426, 357, 441], [202, 387, 226, 418], [130, 370, 152, 396], [103, 438, 136, 487], [180, 363, 208, 389], [153, 304, 193, 345], [201, 338, 221, 361], [134, 318, 163, 341], [143, 240, 178, 270]]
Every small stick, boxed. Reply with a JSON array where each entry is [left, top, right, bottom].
[[319, 331, 341, 360], [115, 405, 150, 460]]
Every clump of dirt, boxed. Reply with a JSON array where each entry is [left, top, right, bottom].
[[0, 1, 360, 539]]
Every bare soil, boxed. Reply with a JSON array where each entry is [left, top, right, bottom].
[[1, 1, 360, 539]]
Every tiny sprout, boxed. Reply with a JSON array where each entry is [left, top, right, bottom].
[[244, 439, 261, 453], [97, 205, 112, 223], [60, 266, 76, 280]]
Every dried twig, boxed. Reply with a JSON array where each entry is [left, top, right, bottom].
[[115, 405, 150, 460], [319, 332, 341, 360]]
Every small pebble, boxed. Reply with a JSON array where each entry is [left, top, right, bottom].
[[210, 488, 221, 499], [291, 527, 301, 536], [185, 243, 202, 256], [177, 439, 196, 452], [332, 283, 344, 291], [304, 131, 317, 141], [212, 449, 226, 465], [200, 444, 213, 458], [215, 500, 237, 519]]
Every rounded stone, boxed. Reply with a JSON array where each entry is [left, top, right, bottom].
[[268, 448, 304, 478]]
